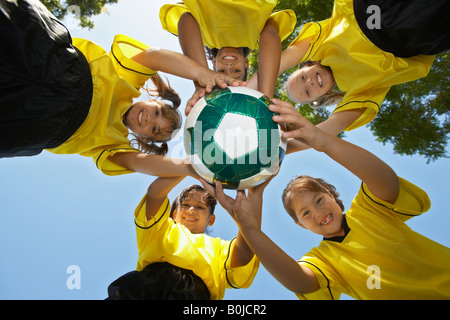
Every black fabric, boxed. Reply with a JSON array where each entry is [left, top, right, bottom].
[[354, 0, 450, 57], [323, 214, 351, 243], [106, 262, 211, 300], [0, 0, 92, 158]]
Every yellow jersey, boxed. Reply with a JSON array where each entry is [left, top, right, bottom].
[[134, 196, 259, 300], [290, 0, 435, 131], [297, 177, 450, 300], [159, 0, 297, 50], [47, 35, 157, 175]]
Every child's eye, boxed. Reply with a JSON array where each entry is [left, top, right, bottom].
[[155, 109, 159, 116], [303, 210, 310, 216], [317, 197, 322, 205], [306, 90, 310, 97]]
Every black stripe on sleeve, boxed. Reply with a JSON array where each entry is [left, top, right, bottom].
[[135, 199, 170, 230], [298, 260, 336, 300]]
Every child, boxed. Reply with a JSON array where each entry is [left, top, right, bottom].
[[248, 0, 450, 153], [106, 176, 259, 300], [203, 99, 450, 299], [0, 0, 242, 179], [159, 0, 297, 113]]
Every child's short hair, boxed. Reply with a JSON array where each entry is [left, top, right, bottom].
[[170, 185, 217, 218], [296, 61, 345, 109], [282, 175, 344, 222]]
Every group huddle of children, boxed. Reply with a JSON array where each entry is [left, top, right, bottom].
[[1, 0, 449, 300]]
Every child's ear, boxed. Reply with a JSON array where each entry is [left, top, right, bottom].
[[208, 214, 216, 226], [212, 57, 217, 70], [244, 58, 249, 69]]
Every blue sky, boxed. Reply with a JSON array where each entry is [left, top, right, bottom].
[[0, 0, 448, 300]]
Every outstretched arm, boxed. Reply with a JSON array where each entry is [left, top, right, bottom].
[[177, 12, 211, 115], [271, 99, 399, 203], [200, 181, 258, 268], [146, 176, 185, 220], [257, 18, 281, 98], [109, 152, 199, 179], [178, 12, 208, 68], [202, 180, 320, 294], [131, 48, 243, 94], [286, 108, 364, 154], [247, 35, 312, 90]]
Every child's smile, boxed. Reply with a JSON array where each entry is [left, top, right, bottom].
[[213, 47, 248, 81], [173, 191, 215, 234], [125, 100, 172, 142], [320, 213, 333, 226], [293, 191, 345, 238], [286, 63, 336, 103]]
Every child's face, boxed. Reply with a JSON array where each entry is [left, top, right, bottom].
[[125, 100, 172, 142], [286, 63, 336, 104], [292, 190, 344, 238], [172, 190, 215, 234], [213, 47, 248, 81]]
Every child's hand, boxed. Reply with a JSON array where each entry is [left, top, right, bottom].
[[185, 86, 206, 116], [269, 99, 331, 152], [186, 73, 247, 116], [200, 180, 262, 231], [196, 69, 246, 93]]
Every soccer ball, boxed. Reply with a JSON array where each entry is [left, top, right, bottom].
[[184, 86, 286, 190]]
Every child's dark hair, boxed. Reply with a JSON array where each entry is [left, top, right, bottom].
[[205, 47, 251, 81], [126, 73, 182, 155], [170, 185, 217, 218], [282, 175, 344, 222]]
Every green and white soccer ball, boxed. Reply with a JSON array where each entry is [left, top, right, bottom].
[[184, 86, 286, 190]]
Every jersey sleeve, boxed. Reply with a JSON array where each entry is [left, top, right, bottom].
[[223, 238, 259, 289], [159, 3, 188, 37], [94, 146, 140, 176], [296, 255, 342, 300], [159, 2, 296, 48], [267, 9, 297, 43], [331, 86, 389, 131], [109, 34, 157, 90], [353, 177, 431, 223], [134, 196, 171, 254]]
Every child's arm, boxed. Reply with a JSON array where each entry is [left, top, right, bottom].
[[257, 18, 281, 98], [131, 48, 243, 94], [146, 176, 185, 220], [202, 180, 320, 294], [177, 12, 208, 68], [247, 36, 312, 90], [177, 12, 210, 115], [200, 180, 263, 268], [286, 108, 365, 154], [271, 99, 399, 203], [109, 152, 199, 179]]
